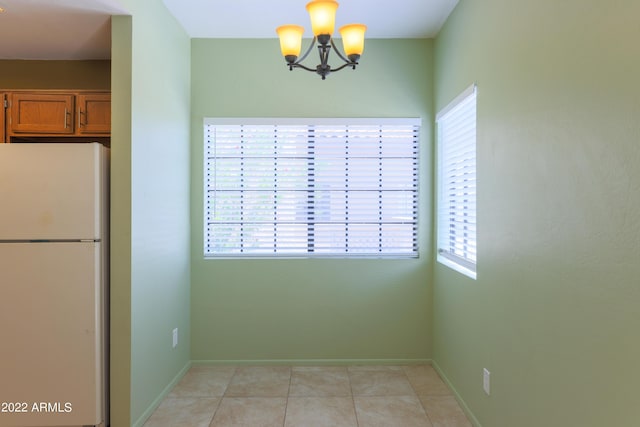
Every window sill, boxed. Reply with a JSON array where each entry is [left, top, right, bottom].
[[436, 254, 476, 280]]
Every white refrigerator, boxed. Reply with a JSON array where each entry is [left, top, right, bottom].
[[0, 143, 108, 427]]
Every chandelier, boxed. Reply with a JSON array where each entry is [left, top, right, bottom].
[[276, 0, 367, 80]]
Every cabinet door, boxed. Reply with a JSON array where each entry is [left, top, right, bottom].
[[77, 93, 110, 134], [9, 92, 75, 134]]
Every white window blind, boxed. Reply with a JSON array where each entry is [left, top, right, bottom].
[[436, 85, 477, 278], [204, 118, 420, 257]]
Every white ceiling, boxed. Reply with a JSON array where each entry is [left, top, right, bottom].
[[163, 0, 459, 39], [0, 0, 458, 60]]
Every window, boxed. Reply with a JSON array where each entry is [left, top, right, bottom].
[[204, 118, 420, 257], [436, 85, 477, 279]]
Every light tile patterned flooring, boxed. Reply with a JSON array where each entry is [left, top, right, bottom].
[[143, 365, 472, 427]]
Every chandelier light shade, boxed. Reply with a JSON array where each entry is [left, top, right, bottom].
[[276, 25, 304, 58], [276, 0, 367, 80], [339, 24, 367, 60], [306, 0, 339, 37]]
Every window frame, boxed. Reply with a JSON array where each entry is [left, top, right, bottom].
[[436, 85, 477, 279], [204, 117, 421, 259]]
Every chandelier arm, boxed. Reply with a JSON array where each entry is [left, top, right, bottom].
[[291, 63, 319, 73], [330, 37, 353, 64], [330, 62, 358, 73], [296, 36, 317, 65]]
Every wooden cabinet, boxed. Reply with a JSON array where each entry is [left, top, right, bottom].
[[76, 93, 111, 134], [10, 92, 75, 135], [4, 90, 110, 140]]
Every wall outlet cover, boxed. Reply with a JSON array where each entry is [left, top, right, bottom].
[[483, 368, 490, 395]]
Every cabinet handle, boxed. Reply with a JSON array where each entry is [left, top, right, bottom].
[[64, 108, 69, 129], [78, 110, 83, 127]]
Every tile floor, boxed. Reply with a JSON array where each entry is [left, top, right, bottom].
[[143, 364, 472, 427]]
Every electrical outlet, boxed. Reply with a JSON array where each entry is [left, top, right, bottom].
[[483, 368, 491, 395], [172, 328, 178, 348]]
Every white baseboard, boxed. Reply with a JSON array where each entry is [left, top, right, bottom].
[[431, 360, 482, 427], [191, 358, 432, 366], [131, 360, 192, 427]]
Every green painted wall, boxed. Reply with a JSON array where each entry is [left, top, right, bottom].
[[109, 15, 133, 427], [110, 1, 192, 426], [433, 1, 640, 426], [190, 39, 434, 362]]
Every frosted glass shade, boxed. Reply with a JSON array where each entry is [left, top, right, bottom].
[[339, 24, 367, 57], [306, 0, 339, 36], [276, 25, 304, 58]]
